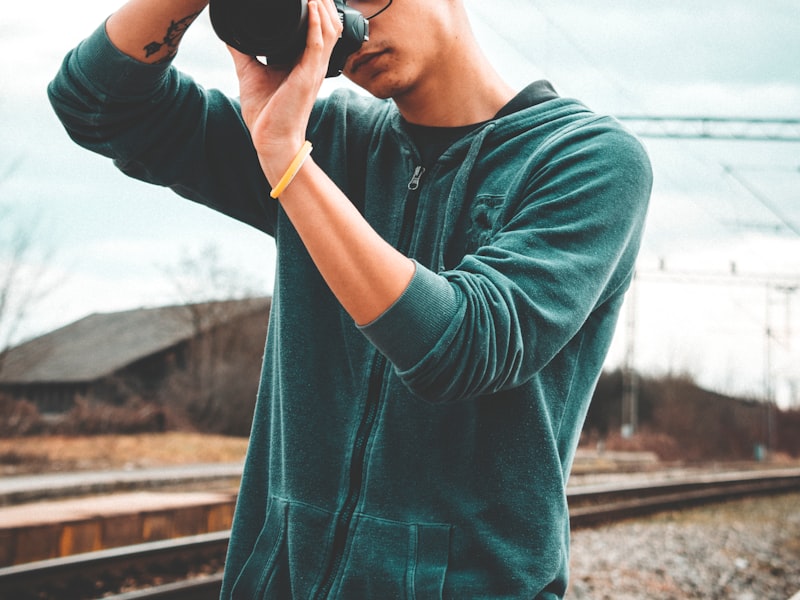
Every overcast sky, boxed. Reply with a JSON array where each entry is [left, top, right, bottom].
[[2, 0, 799, 404]]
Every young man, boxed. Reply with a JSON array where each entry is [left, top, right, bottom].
[[49, 0, 652, 596]]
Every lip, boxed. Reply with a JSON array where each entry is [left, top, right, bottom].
[[349, 49, 388, 74]]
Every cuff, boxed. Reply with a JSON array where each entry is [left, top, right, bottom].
[[358, 261, 461, 371]]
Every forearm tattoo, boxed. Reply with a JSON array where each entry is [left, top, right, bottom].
[[144, 11, 203, 62]]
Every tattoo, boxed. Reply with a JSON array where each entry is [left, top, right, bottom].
[[143, 11, 202, 59]]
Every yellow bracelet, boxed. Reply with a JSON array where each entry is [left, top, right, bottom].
[[270, 141, 314, 199]]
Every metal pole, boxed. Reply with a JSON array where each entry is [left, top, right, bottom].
[[621, 271, 638, 437]]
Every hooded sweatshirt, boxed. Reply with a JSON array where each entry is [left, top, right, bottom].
[[48, 23, 652, 599]]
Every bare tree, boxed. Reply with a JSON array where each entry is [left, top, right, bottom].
[[0, 161, 60, 376], [156, 243, 270, 435]]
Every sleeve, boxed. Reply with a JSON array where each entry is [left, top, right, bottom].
[[359, 119, 653, 403], [47, 22, 277, 235]]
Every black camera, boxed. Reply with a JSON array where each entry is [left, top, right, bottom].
[[209, 0, 369, 77]]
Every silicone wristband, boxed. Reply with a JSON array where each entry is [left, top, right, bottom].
[[270, 141, 313, 199]]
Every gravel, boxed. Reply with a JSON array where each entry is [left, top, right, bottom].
[[568, 492, 800, 599]]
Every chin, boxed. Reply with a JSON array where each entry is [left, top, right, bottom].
[[354, 73, 413, 102], [365, 86, 395, 100], [344, 51, 412, 100]]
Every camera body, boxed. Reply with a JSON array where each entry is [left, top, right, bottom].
[[209, 0, 369, 77]]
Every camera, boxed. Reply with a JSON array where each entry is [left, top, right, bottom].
[[209, 0, 369, 77]]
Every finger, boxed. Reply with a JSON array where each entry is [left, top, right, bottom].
[[321, 0, 343, 31], [321, 0, 344, 39], [303, 1, 328, 64], [305, 0, 341, 62]]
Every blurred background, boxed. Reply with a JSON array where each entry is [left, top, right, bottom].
[[1, 1, 799, 435], [1, 2, 800, 598]]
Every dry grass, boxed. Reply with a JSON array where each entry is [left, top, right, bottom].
[[0, 432, 249, 474]]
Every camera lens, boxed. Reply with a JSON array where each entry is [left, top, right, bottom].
[[209, 0, 367, 76], [212, 0, 308, 60]]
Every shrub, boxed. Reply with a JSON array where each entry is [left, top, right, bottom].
[[0, 394, 44, 436], [53, 396, 176, 435]]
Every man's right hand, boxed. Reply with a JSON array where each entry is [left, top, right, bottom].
[[228, 0, 342, 182]]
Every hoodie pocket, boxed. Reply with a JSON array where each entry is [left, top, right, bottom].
[[334, 513, 452, 599], [230, 498, 451, 599], [230, 497, 291, 600], [466, 194, 505, 249]]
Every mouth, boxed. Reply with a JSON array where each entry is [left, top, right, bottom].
[[348, 49, 389, 74]]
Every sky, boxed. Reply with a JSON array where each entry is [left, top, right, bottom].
[[1, 0, 799, 406]]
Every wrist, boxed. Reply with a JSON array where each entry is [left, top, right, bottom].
[[260, 138, 311, 188], [267, 141, 314, 199]]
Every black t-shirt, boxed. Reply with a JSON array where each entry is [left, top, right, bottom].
[[403, 80, 559, 166]]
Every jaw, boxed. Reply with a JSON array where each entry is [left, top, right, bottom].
[[342, 7, 515, 125], [344, 49, 414, 100]]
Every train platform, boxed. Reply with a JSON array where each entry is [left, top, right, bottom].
[[0, 463, 243, 566], [0, 462, 243, 506], [0, 490, 238, 566]]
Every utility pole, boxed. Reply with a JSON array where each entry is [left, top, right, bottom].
[[765, 285, 797, 451], [634, 267, 800, 454], [621, 271, 638, 438], [764, 284, 775, 457]]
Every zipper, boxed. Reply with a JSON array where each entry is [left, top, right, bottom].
[[407, 165, 426, 190], [314, 353, 387, 599], [314, 164, 425, 598], [397, 165, 426, 253]]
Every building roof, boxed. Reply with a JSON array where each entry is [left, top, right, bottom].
[[0, 298, 271, 385]]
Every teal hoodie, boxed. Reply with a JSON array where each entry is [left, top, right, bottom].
[[48, 24, 652, 599]]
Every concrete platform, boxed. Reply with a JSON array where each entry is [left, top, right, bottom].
[[0, 491, 237, 566], [0, 463, 243, 505]]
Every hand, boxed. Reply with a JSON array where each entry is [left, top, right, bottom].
[[227, 0, 343, 183]]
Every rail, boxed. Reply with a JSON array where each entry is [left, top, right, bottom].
[[567, 467, 800, 528], [2, 468, 799, 600], [0, 530, 229, 600]]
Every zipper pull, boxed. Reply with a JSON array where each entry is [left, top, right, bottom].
[[407, 165, 426, 190]]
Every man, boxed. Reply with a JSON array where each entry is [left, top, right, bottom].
[[48, 0, 652, 596]]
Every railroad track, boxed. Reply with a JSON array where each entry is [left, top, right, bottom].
[[0, 530, 228, 600], [567, 467, 800, 528], [2, 468, 799, 600]]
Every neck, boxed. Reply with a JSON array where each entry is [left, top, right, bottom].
[[396, 24, 515, 126]]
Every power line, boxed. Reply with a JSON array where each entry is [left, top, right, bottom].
[[528, 0, 643, 111], [471, 2, 799, 248], [616, 116, 800, 142], [637, 267, 800, 288], [721, 165, 800, 237], [614, 117, 800, 238], [630, 266, 800, 407]]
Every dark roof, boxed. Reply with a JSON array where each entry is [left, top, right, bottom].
[[0, 298, 271, 385]]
